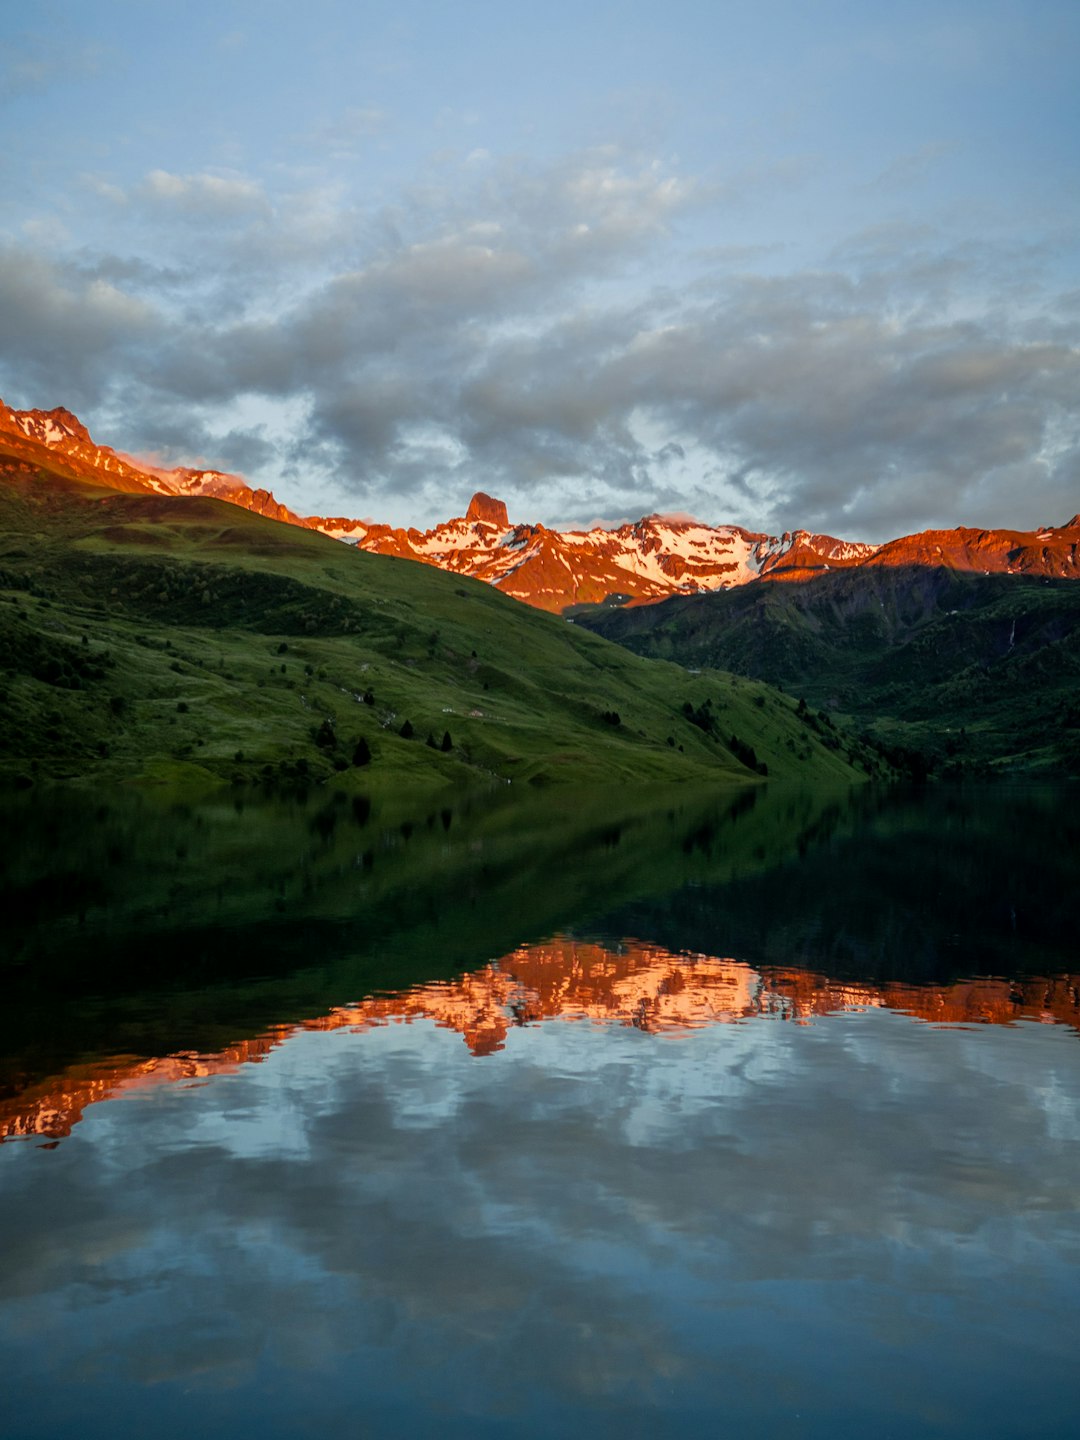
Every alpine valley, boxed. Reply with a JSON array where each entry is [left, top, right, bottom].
[[0, 400, 886, 792], [2, 397, 1077, 783]]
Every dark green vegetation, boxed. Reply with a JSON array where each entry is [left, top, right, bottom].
[[597, 781, 1078, 987], [0, 462, 881, 790], [578, 566, 1080, 777]]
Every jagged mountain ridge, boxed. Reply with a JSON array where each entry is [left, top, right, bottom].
[[2, 398, 1078, 613]]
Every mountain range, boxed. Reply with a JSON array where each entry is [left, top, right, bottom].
[[3, 399, 1077, 614], [0, 402, 884, 790], [3, 395, 1078, 779]]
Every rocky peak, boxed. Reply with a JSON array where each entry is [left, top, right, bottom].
[[44, 407, 92, 443], [3, 404, 93, 447], [465, 492, 509, 528]]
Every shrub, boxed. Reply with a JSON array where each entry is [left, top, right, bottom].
[[683, 699, 715, 735]]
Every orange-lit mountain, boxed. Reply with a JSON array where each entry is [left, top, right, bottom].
[[0, 400, 312, 526], [335, 494, 889, 612], [3, 398, 1078, 614], [3, 936, 1077, 1143]]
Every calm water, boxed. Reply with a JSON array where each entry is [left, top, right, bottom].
[[1, 781, 1077, 1439]]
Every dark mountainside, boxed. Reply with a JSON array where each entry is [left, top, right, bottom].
[[577, 563, 1080, 776]]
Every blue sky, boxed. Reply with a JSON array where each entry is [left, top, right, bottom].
[[1, 0, 1077, 537]]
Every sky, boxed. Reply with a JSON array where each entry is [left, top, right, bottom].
[[1, 0, 1078, 539]]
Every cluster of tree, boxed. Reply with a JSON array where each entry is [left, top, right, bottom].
[[311, 711, 453, 768], [0, 617, 113, 691], [682, 698, 716, 735], [728, 733, 768, 777], [313, 716, 372, 769]]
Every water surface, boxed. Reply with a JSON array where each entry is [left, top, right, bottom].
[[1, 781, 1077, 1438]]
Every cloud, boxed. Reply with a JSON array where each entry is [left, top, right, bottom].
[[135, 169, 270, 220], [0, 244, 159, 410], [305, 105, 389, 161], [1, 144, 1077, 537], [864, 139, 958, 191]]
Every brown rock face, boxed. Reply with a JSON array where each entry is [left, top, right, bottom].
[[465, 492, 510, 528]]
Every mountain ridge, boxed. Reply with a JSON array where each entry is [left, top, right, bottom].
[[0, 425, 886, 789], [2, 398, 1077, 614]]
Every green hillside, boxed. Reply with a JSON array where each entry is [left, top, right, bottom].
[[0, 461, 880, 791], [577, 565, 1080, 777]]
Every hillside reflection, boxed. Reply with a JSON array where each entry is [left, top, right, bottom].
[[4, 935, 1076, 1143]]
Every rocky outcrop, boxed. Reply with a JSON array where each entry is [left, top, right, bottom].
[[465, 491, 510, 528]]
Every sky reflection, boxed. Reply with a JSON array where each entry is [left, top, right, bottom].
[[3, 936, 1077, 1145], [2, 939, 1079, 1437]]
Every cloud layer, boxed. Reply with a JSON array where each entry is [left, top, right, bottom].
[[1, 145, 1077, 537]]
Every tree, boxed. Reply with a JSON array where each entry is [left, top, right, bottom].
[[352, 737, 371, 767], [441, 730, 452, 752]]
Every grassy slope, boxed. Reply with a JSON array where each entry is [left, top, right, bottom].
[[578, 566, 1080, 777], [0, 463, 877, 790]]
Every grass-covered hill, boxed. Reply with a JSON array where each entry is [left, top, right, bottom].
[[577, 564, 1080, 777], [0, 458, 882, 791]]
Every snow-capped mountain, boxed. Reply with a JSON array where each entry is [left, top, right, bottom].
[[0, 402, 313, 526], [2, 398, 1077, 613], [332, 491, 880, 611]]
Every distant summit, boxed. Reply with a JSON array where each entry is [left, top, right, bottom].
[[466, 492, 510, 528]]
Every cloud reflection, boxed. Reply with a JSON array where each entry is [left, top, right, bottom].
[[2, 937, 1077, 1145], [1, 980, 1079, 1436]]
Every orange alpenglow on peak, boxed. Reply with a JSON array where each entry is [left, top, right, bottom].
[[465, 492, 510, 528]]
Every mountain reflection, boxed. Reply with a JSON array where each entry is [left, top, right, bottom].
[[4, 935, 1076, 1144]]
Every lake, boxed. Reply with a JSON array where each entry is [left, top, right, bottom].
[[1, 779, 1077, 1439]]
